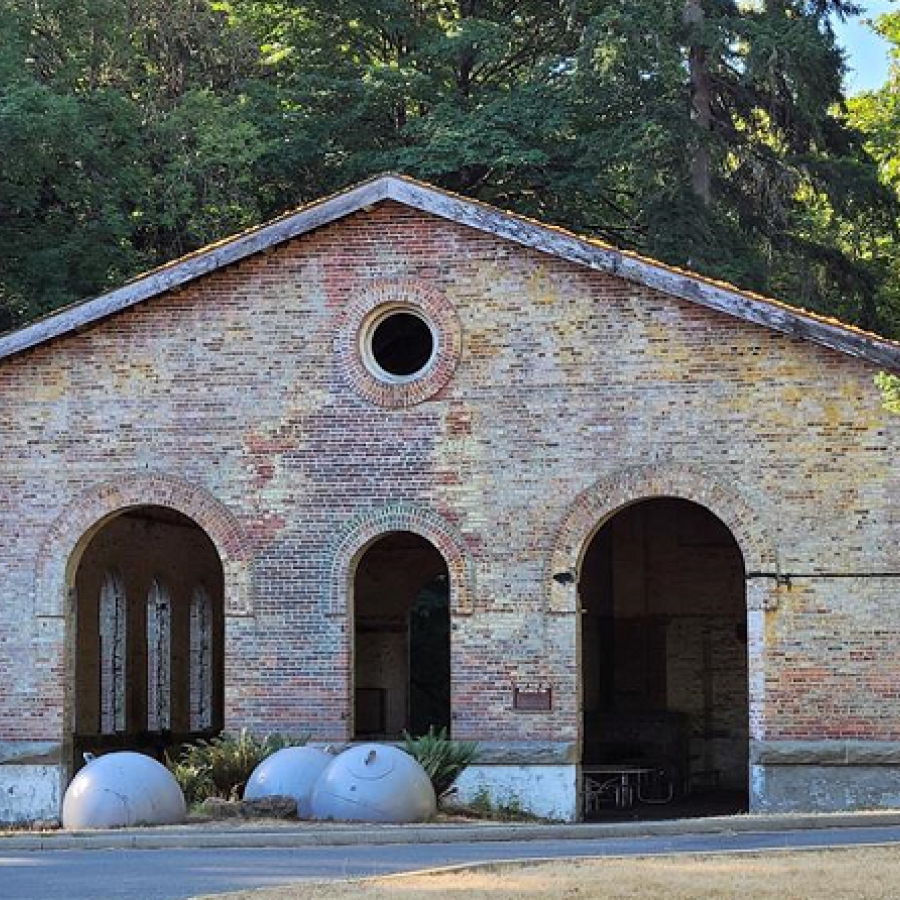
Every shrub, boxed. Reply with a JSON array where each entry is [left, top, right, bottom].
[[876, 372, 900, 414], [403, 726, 478, 799], [167, 729, 306, 804]]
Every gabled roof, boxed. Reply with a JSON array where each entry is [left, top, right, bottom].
[[1, 173, 899, 369]]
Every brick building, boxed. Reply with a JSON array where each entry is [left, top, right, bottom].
[[1, 175, 899, 823]]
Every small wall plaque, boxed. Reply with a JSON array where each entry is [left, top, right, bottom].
[[513, 683, 552, 712]]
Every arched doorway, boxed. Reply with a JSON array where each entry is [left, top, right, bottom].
[[580, 498, 748, 815], [353, 532, 450, 739], [71, 506, 224, 768]]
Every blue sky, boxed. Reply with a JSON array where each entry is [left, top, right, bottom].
[[835, 0, 897, 93]]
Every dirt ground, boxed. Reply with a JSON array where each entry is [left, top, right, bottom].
[[194, 846, 900, 900], [0, 805, 498, 836]]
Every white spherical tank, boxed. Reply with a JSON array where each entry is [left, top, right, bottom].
[[62, 752, 186, 830], [310, 744, 436, 823], [243, 747, 332, 818]]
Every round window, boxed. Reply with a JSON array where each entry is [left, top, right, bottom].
[[364, 309, 436, 382], [338, 278, 461, 407]]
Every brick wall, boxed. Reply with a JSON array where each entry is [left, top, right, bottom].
[[0, 200, 898, 783]]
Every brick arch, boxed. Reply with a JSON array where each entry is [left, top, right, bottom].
[[327, 504, 474, 616], [34, 473, 253, 618], [547, 463, 780, 613], [334, 277, 463, 408]]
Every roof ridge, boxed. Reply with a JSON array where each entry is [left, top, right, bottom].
[[386, 173, 900, 354], [0, 173, 898, 370]]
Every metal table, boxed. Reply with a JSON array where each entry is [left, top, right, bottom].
[[582, 765, 661, 812]]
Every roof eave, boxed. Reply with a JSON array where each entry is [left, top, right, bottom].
[[387, 178, 900, 372], [0, 173, 898, 371], [0, 176, 393, 362]]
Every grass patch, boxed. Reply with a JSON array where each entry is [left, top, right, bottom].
[[440, 789, 552, 823], [191, 846, 900, 900]]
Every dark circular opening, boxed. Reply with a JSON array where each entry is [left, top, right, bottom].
[[370, 311, 435, 378]]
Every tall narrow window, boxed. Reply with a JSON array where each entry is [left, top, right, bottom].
[[99, 570, 127, 734], [146, 579, 172, 732], [189, 585, 213, 732]]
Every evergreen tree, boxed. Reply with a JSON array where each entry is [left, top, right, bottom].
[[566, 1, 895, 329], [0, 0, 897, 337], [845, 10, 900, 337]]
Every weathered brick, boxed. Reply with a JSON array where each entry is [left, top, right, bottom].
[[0, 192, 899, 821]]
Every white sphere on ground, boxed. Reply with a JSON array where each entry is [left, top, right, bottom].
[[310, 744, 436, 823], [62, 751, 186, 830], [243, 747, 332, 817]]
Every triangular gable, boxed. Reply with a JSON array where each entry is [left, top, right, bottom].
[[1, 173, 899, 370]]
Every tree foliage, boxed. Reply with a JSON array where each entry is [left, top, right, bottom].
[[845, 10, 900, 342], [1, 0, 900, 341], [876, 372, 900, 414]]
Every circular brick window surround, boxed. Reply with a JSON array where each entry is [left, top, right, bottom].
[[337, 279, 462, 408]]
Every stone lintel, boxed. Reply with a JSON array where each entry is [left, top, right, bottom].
[[467, 742, 578, 766], [0, 742, 62, 766], [752, 740, 900, 766]]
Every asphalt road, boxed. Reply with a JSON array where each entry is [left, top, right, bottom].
[[4, 825, 900, 900]]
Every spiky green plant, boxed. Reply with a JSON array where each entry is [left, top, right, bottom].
[[403, 727, 478, 799], [167, 757, 215, 805]]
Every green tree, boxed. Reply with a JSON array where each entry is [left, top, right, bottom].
[[845, 10, 900, 338], [235, 1, 894, 328], [0, 0, 267, 326], [567, 1, 895, 328], [0, 84, 145, 328], [228, 0, 585, 207], [1, 0, 898, 339]]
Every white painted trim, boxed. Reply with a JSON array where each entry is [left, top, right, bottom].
[[0, 765, 60, 824], [359, 304, 439, 385]]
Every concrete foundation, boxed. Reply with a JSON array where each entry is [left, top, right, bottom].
[[454, 764, 578, 822], [752, 764, 900, 812], [0, 764, 60, 824]]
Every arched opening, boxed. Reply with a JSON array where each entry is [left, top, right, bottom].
[[71, 506, 224, 769], [353, 532, 450, 739], [580, 498, 748, 817]]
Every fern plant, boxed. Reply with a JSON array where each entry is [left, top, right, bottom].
[[167, 729, 306, 803]]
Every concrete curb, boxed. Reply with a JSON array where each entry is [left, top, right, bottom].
[[4, 811, 900, 852]]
